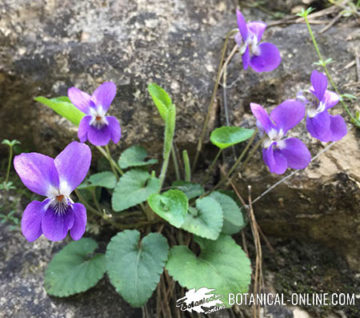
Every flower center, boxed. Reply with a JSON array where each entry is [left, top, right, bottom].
[[307, 99, 325, 118], [264, 128, 286, 149], [247, 34, 260, 56], [89, 106, 108, 129], [46, 186, 73, 215], [56, 194, 64, 202]]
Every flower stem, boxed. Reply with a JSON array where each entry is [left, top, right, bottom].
[[192, 29, 239, 172], [96, 145, 123, 178], [90, 188, 102, 212], [5, 145, 13, 185], [210, 130, 257, 192], [171, 146, 181, 180], [303, 14, 360, 127], [182, 150, 191, 182], [202, 148, 223, 185], [75, 189, 154, 230], [159, 105, 176, 188]]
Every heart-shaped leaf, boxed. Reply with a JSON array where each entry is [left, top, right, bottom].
[[172, 181, 204, 200], [209, 191, 246, 235], [181, 197, 223, 240], [210, 126, 254, 149], [118, 145, 158, 169], [148, 83, 172, 122], [35, 96, 85, 126], [79, 171, 117, 190], [112, 170, 161, 212], [166, 235, 251, 307], [106, 230, 169, 307], [148, 189, 188, 228], [44, 238, 106, 297]]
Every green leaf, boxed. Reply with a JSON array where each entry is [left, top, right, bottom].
[[181, 197, 223, 240], [89, 171, 117, 189], [112, 169, 161, 212], [118, 145, 158, 169], [210, 126, 254, 149], [148, 83, 172, 122], [209, 192, 246, 235], [44, 238, 106, 297], [296, 7, 314, 17], [106, 230, 169, 307], [79, 171, 117, 190], [1, 139, 20, 147], [166, 235, 251, 307], [148, 189, 188, 228], [35, 96, 85, 126], [341, 93, 357, 101], [172, 181, 204, 200]]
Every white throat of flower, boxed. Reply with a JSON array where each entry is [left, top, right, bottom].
[[46, 182, 74, 215], [238, 33, 260, 56], [89, 106, 108, 129], [307, 100, 326, 118], [264, 128, 286, 149]]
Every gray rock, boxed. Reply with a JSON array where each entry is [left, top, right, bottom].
[[0, 0, 235, 157]]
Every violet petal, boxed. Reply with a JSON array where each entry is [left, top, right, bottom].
[[270, 100, 305, 134], [92, 81, 116, 112], [14, 153, 59, 197], [306, 111, 331, 142], [236, 10, 248, 41], [263, 145, 287, 175], [323, 90, 339, 110], [42, 206, 74, 242], [249, 42, 281, 73], [242, 46, 250, 70], [21, 200, 46, 242], [70, 203, 87, 240], [54, 141, 92, 195], [310, 70, 327, 101], [280, 138, 311, 170], [247, 21, 266, 42], [328, 115, 347, 141], [106, 116, 121, 144], [250, 103, 274, 133], [87, 125, 112, 146], [78, 115, 92, 142], [68, 87, 92, 114]]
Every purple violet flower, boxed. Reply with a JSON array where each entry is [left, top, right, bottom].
[[68, 82, 121, 146], [251, 100, 311, 175], [14, 142, 91, 242], [305, 70, 347, 142], [235, 10, 281, 72]]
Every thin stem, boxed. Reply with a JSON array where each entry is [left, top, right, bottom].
[[75, 189, 156, 230], [303, 14, 359, 125], [75, 189, 102, 216], [211, 130, 257, 192], [90, 188, 102, 212], [105, 145, 123, 177], [159, 105, 176, 188], [192, 29, 238, 172], [5, 145, 13, 184], [182, 150, 191, 182], [241, 136, 265, 170], [202, 148, 223, 185], [96, 146, 123, 177], [171, 146, 181, 180]]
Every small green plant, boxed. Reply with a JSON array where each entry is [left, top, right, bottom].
[[1, 139, 20, 191]]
